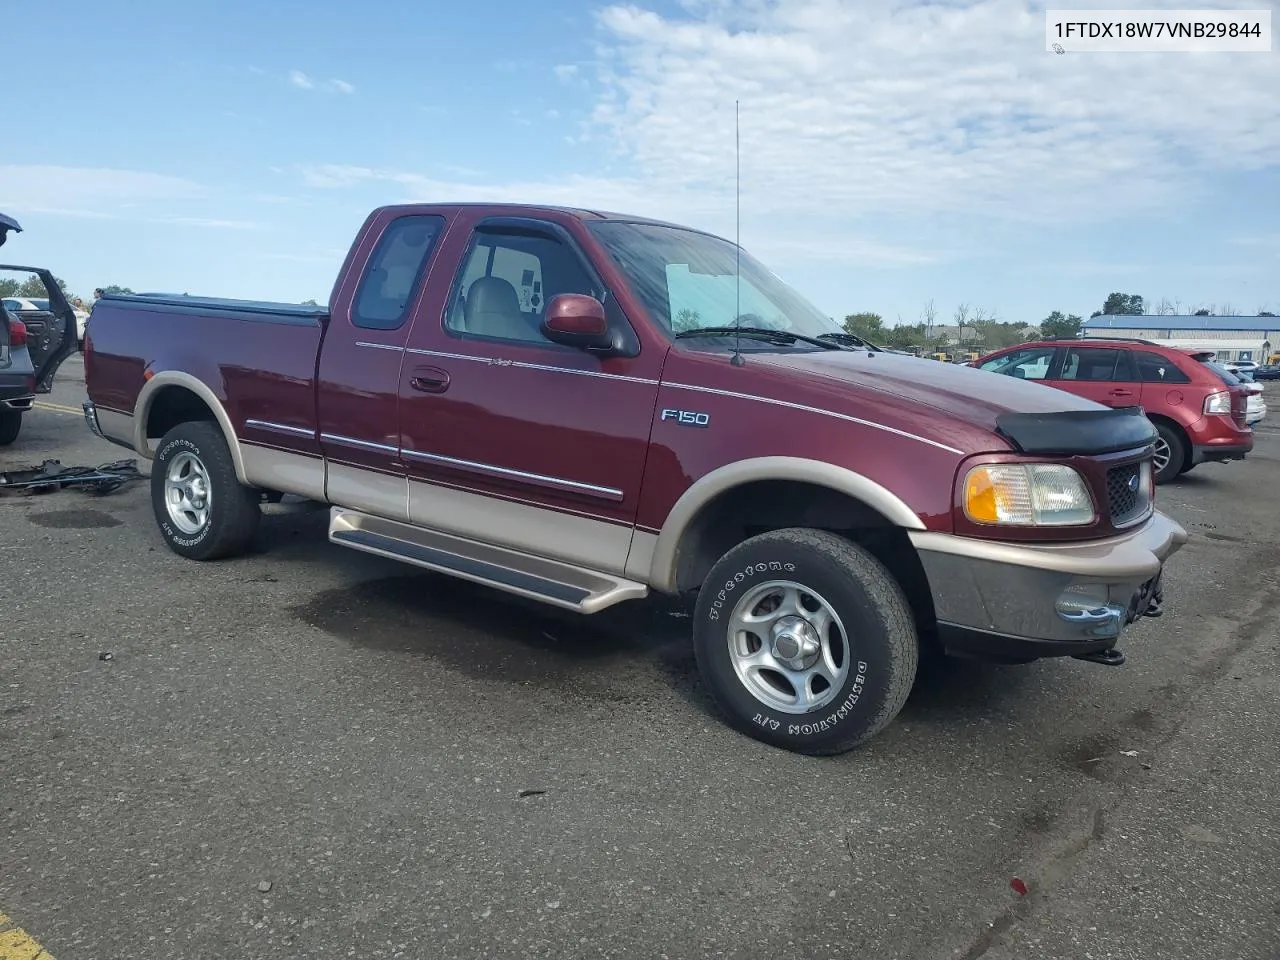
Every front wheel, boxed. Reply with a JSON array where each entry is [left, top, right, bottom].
[[692, 528, 919, 756], [0, 411, 21, 446], [151, 420, 261, 560]]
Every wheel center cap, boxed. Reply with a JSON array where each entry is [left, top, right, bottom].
[[771, 616, 821, 670]]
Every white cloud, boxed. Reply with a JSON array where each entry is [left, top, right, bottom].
[[295, 163, 926, 267], [294, 0, 1279, 277], [0, 165, 203, 211], [289, 69, 354, 94], [155, 217, 261, 230], [585, 0, 1280, 226]]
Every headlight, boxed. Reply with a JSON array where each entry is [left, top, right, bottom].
[[963, 463, 1096, 526], [1204, 390, 1231, 415]]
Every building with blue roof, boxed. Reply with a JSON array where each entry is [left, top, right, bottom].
[[1081, 315, 1279, 363]]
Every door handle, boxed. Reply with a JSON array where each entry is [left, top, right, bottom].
[[409, 366, 450, 394], [1109, 389, 1134, 397]]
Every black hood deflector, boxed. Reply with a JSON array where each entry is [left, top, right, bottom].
[[995, 406, 1157, 456]]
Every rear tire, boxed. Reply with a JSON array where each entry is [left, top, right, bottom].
[[692, 528, 918, 756], [151, 420, 260, 561], [1151, 420, 1186, 484], [0, 411, 21, 446]]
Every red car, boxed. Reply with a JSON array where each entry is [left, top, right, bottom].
[[975, 337, 1253, 484]]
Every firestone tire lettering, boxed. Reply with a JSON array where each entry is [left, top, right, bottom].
[[707, 560, 795, 622]]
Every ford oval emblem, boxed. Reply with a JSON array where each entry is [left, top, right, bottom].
[[1128, 474, 1140, 493]]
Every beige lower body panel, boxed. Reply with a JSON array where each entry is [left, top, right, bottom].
[[241, 444, 327, 503], [409, 479, 635, 577], [328, 462, 409, 523]]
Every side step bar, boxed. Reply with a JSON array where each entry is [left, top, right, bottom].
[[328, 507, 649, 614]]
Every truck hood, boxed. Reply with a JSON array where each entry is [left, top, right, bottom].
[[755, 348, 1104, 436]]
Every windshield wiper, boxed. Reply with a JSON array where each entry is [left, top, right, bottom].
[[674, 325, 843, 350], [816, 332, 883, 351]]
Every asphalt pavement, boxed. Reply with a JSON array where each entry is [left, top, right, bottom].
[[2, 355, 1278, 960]]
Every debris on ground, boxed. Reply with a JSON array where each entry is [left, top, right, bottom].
[[98, 652, 114, 661], [257, 880, 273, 893], [0, 459, 141, 496], [518, 789, 547, 799]]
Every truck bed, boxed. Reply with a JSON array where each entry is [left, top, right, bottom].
[[85, 291, 328, 453], [106, 293, 329, 325]]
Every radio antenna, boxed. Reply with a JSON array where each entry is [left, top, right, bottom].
[[730, 98, 745, 367]]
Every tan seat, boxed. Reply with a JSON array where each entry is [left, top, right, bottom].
[[462, 276, 535, 340]]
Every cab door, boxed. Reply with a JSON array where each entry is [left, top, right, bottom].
[[396, 213, 663, 576]]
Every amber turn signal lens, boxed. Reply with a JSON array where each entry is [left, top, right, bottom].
[[962, 463, 1095, 527]]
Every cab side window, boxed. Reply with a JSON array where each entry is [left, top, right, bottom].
[[352, 215, 446, 331], [445, 227, 600, 345], [979, 346, 1055, 380]]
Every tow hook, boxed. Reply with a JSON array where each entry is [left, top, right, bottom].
[[1073, 647, 1126, 667]]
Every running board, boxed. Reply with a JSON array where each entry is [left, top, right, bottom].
[[328, 507, 649, 614]]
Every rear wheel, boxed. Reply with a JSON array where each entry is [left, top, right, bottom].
[[0, 411, 21, 446], [1151, 420, 1186, 484], [151, 421, 261, 560], [692, 528, 918, 756]]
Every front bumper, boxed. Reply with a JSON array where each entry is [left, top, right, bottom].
[[910, 511, 1188, 664]]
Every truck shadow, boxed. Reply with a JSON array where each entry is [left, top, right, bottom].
[[287, 577, 1035, 731]]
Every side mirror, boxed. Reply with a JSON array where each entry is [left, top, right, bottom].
[[541, 293, 613, 350]]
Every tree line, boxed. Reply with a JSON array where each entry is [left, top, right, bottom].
[[845, 291, 1277, 353], [0, 274, 134, 302]]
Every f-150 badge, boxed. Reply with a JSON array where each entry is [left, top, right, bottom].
[[660, 408, 710, 427]]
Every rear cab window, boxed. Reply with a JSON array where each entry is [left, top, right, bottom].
[[351, 215, 447, 331]]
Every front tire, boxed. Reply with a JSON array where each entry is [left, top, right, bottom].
[[151, 420, 261, 561], [0, 411, 21, 446], [692, 528, 919, 756]]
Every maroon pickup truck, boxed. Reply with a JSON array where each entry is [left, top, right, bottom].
[[83, 203, 1188, 755]]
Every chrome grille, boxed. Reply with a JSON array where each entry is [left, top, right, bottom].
[[1106, 463, 1148, 526]]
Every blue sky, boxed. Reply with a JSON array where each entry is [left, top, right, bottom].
[[4, 0, 1278, 325]]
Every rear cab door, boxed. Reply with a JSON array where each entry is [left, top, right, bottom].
[[314, 210, 454, 521]]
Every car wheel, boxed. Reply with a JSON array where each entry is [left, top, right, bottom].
[[1151, 421, 1186, 484], [692, 528, 918, 756], [0, 411, 21, 446], [151, 420, 261, 561]]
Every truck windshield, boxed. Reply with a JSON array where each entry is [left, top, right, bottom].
[[587, 221, 843, 341]]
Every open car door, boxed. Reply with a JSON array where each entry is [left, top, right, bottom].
[[0, 265, 79, 392]]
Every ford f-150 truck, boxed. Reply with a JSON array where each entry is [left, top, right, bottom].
[[82, 203, 1188, 755]]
